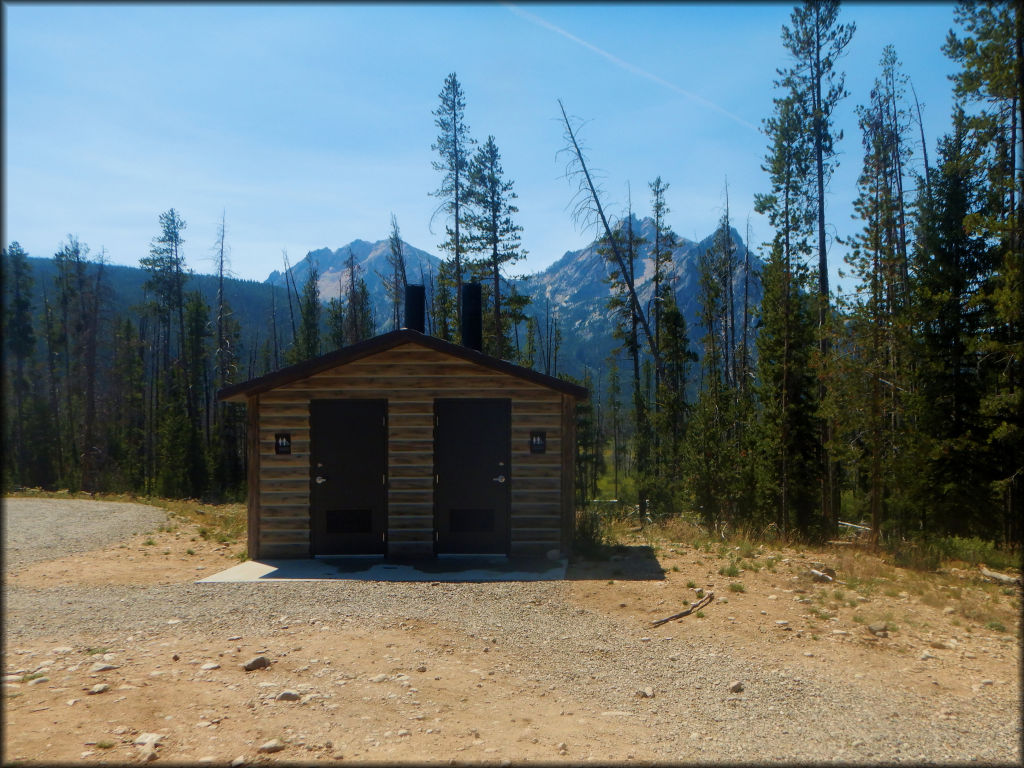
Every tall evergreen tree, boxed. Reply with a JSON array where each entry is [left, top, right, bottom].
[[465, 135, 526, 359], [778, 0, 855, 532], [386, 213, 407, 330], [945, 0, 1023, 544], [910, 109, 998, 539], [287, 262, 321, 363], [431, 72, 476, 328], [2, 242, 36, 487]]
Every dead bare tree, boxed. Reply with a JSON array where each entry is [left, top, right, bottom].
[[557, 99, 660, 368]]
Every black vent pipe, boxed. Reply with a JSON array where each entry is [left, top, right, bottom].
[[403, 284, 425, 333], [460, 282, 482, 352]]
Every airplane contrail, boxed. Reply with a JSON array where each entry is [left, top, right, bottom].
[[504, 3, 759, 132]]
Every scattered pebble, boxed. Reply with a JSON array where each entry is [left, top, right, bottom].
[[257, 738, 286, 753], [243, 656, 270, 671]]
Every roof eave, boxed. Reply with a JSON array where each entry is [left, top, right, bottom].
[[217, 330, 589, 402]]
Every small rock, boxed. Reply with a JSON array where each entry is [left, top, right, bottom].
[[134, 733, 164, 747], [230, 756, 246, 767], [257, 738, 286, 753], [172, 654, 180, 661], [920, 651, 935, 660], [943, 606, 955, 615], [243, 656, 270, 671], [868, 623, 889, 637], [775, 620, 789, 626], [417, 665, 427, 673], [89, 662, 118, 673], [370, 674, 389, 683], [635, 687, 655, 699], [139, 745, 159, 762], [87, 683, 110, 695], [67, 699, 80, 706], [981, 679, 994, 686], [198, 758, 216, 764], [729, 681, 744, 693], [27, 676, 49, 686], [398, 729, 410, 736], [200, 663, 220, 671], [276, 690, 301, 701]]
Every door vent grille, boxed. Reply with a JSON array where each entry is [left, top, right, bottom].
[[449, 508, 495, 533], [325, 508, 373, 534]]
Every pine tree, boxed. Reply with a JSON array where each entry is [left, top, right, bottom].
[[287, 262, 321, 363], [910, 109, 997, 539], [944, 1, 1023, 544], [386, 213, 407, 330], [326, 296, 347, 350], [141, 209, 188, 367], [431, 73, 476, 328], [2, 242, 35, 487], [837, 46, 917, 544], [754, 89, 820, 538], [465, 135, 526, 359], [778, 0, 855, 532]]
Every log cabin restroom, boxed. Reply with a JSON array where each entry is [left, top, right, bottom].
[[218, 284, 588, 561]]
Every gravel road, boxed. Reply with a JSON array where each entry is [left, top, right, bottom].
[[2, 498, 169, 570], [3, 498, 1020, 764]]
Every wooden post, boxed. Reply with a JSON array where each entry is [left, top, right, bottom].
[[247, 393, 261, 560]]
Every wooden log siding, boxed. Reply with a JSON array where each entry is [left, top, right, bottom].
[[254, 343, 567, 557]]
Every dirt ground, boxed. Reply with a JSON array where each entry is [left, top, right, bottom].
[[3, 515, 1021, 764]]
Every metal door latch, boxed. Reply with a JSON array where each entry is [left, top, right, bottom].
[[492, 475, 506, 484], [315, 475, 327, 484]]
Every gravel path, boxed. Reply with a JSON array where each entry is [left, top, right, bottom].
[[1, 498, 169, 570], [3, 499, 1020, 764]]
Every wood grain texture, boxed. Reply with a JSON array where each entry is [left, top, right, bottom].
[[247, 342, 576, 556]]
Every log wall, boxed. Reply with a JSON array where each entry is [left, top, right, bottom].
[[253, 342, 568, 558]]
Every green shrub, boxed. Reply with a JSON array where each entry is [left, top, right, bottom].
[[719, 562, 740, 578], [575, 507, 610, 556], [728, 582, 745, 593]]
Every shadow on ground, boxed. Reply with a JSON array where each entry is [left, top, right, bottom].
[[199, 547, 666, 584], [199, 555, 569, 583], [566, 544, 666, 581]]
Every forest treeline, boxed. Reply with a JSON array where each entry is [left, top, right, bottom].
[[2, 1, 1021, 550]]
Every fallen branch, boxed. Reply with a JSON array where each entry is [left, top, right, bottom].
[[651, 592, 714, 627], [980, 567, 1022, 586]]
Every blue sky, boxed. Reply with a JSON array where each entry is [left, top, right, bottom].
[[4, 2, 957, 293]]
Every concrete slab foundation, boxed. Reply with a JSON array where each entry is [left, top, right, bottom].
[[198, 555, 568, 583]]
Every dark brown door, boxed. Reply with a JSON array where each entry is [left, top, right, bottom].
[[309, 399, 387, 555], [434, 398, 510, 554]]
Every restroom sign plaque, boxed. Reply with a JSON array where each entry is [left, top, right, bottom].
[[529, 431, 547, 454], [274, 433, 292, 455]]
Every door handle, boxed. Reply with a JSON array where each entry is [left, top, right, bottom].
[[492, 475, 506, 484], [315, 475, 327, 485]]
